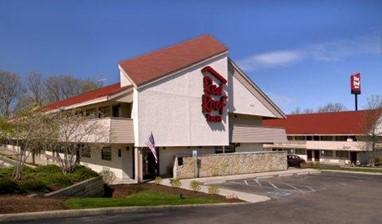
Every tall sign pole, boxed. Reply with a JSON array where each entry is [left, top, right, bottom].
[[350, 73, 361, 111]]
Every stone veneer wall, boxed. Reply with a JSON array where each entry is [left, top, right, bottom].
[[45, 176, 104, 197], [173, 151, 287, 179]]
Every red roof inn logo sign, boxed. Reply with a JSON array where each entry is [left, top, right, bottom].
[[350, 73, 361, 94], [201, 66, 227, 123]]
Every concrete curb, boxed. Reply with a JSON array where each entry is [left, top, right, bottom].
[[0, 203, 248, 222], [321, 169, 382, 175]]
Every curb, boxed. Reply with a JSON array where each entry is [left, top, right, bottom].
[[0, 202, 248, 222], [321, 169, 382, 175]]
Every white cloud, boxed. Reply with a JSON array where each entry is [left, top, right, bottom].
[[238, 50, 302, 71], [238, 32, 381, 72]]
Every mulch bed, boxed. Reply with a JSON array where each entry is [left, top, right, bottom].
[[0, 183, 242, 214]]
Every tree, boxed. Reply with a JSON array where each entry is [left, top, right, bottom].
[[0, 71, 22, 117], [0, 108, 49, 179], [317, 103, 347, 113], [361, 95, 382, 152], [48, 109, 109, 174], [45, 75, 102, 103]]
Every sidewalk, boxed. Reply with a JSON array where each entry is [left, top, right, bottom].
[[156, 168, 321, 203], [0, 147, 50, 167]]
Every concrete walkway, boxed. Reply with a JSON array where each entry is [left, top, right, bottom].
[[156, 168, 321, 203]]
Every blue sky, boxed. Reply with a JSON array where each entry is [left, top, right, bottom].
[[0, 0, 381, 113]]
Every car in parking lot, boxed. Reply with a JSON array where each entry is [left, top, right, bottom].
[[287, 154, 305, 167]]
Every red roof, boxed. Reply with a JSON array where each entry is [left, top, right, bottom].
[[119, 34, 228, 87], [43, 83, 126, 110], [263, 110, 377, 135]]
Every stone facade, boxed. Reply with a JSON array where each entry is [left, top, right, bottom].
[[173, 151, 287, 179]]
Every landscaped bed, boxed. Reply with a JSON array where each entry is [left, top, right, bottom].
[[0, 183, 242, 214]]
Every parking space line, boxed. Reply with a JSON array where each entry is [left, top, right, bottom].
[[266, 181, 279, 189], [286, 184, 305, 193], [244, 180, 249, 185], [304, 186, 315, 192], [254, 179, 262, 187]]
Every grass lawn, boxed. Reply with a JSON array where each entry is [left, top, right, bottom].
[[302, 163, 382, 173], [65, 190, 222, 209]]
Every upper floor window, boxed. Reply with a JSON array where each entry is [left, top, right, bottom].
[[320, 136, 333, 141], [99, 106, 111, 118], [335, 136, 348, 141]]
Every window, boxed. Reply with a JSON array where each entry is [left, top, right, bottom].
[[101, 147, 112, 161], [82, 145, 91, 158], [336, 151, 348, 158], [313, 136, 319, 141], [320, 136, 333, 141], [178, 157, 183, 166], [287, 136, 293, 141], [295, 136, 306, 141], [85, 109, 96, 118], [335, 136, 348, 141], [295, 149, 305, 155], [99, 106, 111, 118], [118, 149, 121, 158], [215, 143, 236, 153], [321, 150, 333, 157]]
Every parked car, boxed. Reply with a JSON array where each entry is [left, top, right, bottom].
[[287, 154, 305, 168]]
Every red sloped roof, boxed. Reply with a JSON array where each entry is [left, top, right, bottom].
[[119, 34, 228, 87], [43, 83, 125, 110], [263, 110, 373, 135]]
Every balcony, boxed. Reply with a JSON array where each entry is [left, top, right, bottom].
[[78, 117, 134, 144]]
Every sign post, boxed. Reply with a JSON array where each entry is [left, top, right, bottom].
[[192, 150, 198, 178], [350, 73, 361, 111]]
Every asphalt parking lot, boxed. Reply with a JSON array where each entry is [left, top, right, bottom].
[[217, 172, 328, 198]]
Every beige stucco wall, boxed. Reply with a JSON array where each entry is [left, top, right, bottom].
[[135, 55, 229, 147], [174, 151, 287, 179]]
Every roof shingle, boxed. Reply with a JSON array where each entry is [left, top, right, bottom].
[[119, 34, 228, 87]]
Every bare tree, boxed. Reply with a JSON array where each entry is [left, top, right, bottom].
[[361, 95, 382, 152], [48, 109, 109, 174], [0, 108, 48, 179], [317, 103, 347, 113], [45, 75, 102, 103], [0, 71, 22, 117]]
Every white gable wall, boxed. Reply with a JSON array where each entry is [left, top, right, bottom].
[[135, 55, 229, 147], [231, 75, 276, 117]]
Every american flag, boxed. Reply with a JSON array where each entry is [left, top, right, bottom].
[[145, 132, 158, 164]]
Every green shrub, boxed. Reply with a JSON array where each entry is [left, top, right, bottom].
[[43, 173, 72, 188], [207, 185, 220, 195], [189, 180, 201, 191], [170, 178, 182, 188], [34, 165, 61, 174], [0, 167, 15, 178], [374, 156, 382, 166], [154, 176, 162, 185], [19, 179, 48, 193], [0, 178, 20, 194], [69, 166, 98, 183]]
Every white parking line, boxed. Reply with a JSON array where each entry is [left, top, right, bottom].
[[304, 186, 316, 192], [254, 179, 262, 187], [286, 184, 305, 193], [266, 181, 279, 189], [244, 180, 249, 185]]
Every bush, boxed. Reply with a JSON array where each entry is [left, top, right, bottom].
[[0, 167, 15, 178], [154, 176, 162, 185], [0, 178, 20, 194], [208, 185, 220, 195], [34, 165, 61, 174], [170, 178, 182, 188], [69, 166, 98, 183], [19, 179, 48, 193], [374, 156, 382, 166], [189, 180, 201, 191], [43, 173, 72, 188]]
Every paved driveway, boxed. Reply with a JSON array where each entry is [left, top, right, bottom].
[[218, 173, 327, 198], [5, 172, 382, 224]]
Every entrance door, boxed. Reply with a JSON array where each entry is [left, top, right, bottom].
[[307, 150, 312, 161], [142, 148, 158, 180], [350, 152, 357, 164], [314, 150, 320, 161]]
